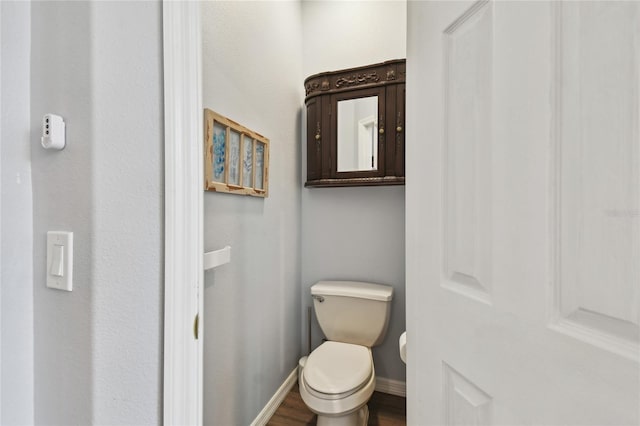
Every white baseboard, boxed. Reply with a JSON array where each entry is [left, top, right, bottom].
[[375, 376, 406, 397], [250, 366, 298, 426]]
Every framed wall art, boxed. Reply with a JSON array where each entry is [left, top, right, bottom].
[[204, 109, 269, 197]]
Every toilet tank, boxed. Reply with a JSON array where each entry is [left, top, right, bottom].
[[311, 280, 393, 347]]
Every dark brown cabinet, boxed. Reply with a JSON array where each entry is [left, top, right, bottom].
[[304, 59, 406, 188]]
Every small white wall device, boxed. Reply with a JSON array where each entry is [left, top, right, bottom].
[[46, 231, 73, 291], [41, 113, 66, 150]]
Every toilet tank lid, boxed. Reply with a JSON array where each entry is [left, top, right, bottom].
[[311, 281, 393, 301]]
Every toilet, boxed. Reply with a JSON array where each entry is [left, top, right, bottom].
[[299, 280, 393, 426]]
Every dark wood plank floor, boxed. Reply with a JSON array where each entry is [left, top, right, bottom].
[[267, 385, 406, 426]]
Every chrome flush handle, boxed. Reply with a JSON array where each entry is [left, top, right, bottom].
[[312, 295, 325, 303]]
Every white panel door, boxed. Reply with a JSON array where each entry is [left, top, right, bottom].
[[406, 1, 639, 424]]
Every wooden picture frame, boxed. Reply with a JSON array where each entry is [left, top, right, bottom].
[[204, 109, 269, 197]]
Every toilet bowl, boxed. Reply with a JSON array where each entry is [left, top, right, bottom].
[[300, 341, 375, 425], [300, 281, 393, 426]]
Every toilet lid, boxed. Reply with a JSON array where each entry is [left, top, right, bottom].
[[303, 341, 372, 395]]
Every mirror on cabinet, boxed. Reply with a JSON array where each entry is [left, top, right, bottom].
[[337, 96, 379, 172], [304, 59, 405, 188]]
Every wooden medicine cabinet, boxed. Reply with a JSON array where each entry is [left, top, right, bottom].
[[304, 59, 406, 188]]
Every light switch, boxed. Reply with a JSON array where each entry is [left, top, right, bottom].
[[50, 244, 64, 276], [47, 231, 73, 291]]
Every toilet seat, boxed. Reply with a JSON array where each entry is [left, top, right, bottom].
[[302, 341, 372, 400], [299, 342, 376, 419]]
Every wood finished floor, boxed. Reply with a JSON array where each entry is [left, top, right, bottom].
[[267, 385, 406, 426]]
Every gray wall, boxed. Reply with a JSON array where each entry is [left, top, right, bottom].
[[31, 3, 93, 422], [2, 2, 406, 425], [300, 1, 407, 382], [1, 2, 34, 424], [30, 1, 163, 424], [89, 2, 163, 422], [201, 2, 303, 425]]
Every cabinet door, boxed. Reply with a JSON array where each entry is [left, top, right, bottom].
[[394, 83, 405, 176], [305, 96, 322, 181], [383, 83, 405, 178]]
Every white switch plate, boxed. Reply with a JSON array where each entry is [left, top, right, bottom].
[[47, 231, 73, 291]]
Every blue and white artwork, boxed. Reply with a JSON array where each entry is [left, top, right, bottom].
[[228, 131, 241, 185], [212, 122, 226, 182], [242, 137, 253, 187], [255, 142, 265, 190]]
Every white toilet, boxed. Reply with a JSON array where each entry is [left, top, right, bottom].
[[299, 280, 393, 426]]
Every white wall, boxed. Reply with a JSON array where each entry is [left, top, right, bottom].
[[201, 2, 303, 425], [301, 0, 407, 382], [30, 1, 163, 424], [0, 2, 34, 424]]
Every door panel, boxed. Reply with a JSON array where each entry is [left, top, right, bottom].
[[443, 0, 493, 305], [443, 363, 492, 426], [552, 1, 640, 359], [406, 1, 640, 424]]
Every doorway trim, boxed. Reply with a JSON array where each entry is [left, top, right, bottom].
[[162, 2, 203, 425]]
